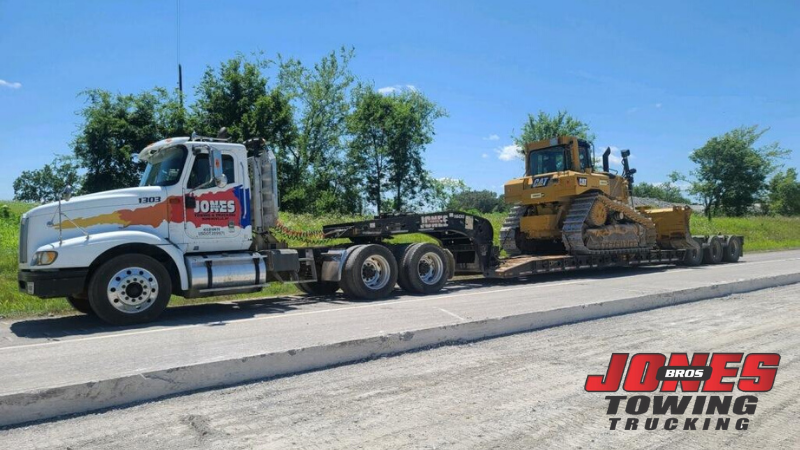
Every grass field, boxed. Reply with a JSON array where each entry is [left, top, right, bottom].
[[2, 201, 799, 318]]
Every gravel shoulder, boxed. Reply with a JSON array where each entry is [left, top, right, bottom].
[[2, 284, 799, 450]]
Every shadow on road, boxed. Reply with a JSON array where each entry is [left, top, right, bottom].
[[6, 264, 675, 340]]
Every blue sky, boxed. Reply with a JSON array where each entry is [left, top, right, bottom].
[[1, 0, 798, 200]]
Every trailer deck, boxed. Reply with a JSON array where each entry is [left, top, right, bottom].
[[321, 211, 709, 281]]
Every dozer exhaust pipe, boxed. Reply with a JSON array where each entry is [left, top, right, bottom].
[[602, 147, 611, 172], [621, 149, 636, 197]]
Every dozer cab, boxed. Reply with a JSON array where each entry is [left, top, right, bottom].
[[501, 136, 699, 257]]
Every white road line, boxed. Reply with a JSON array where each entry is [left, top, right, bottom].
[[435, 307, 468, 322]]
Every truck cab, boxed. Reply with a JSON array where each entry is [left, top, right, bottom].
[[137, 137, 253, 253]]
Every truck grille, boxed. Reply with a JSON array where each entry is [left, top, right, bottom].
[[19, 217, 28, 263]]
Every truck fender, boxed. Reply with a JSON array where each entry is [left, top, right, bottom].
[[319, 247, 359, 282], [34, 231, 189, 290]]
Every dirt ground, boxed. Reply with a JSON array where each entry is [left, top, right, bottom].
[[2, 284, 798, 450]]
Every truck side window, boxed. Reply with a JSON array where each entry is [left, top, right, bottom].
[[187, 154, 236, 189]]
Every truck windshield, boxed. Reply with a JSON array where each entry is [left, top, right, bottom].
[[528, 147, 567, 176], [140, 146, 188, 187]]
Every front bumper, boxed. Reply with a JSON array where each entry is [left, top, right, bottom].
[[18, 269, 89, 298]]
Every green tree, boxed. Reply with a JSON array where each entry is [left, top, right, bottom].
[[191, 55, 297, 207], [632, 181, 690, 204], [515, 110, 594, 156], [447, 189, 505, 214], [13, 155, 83, 203], [72, 88, 183, 193], [768, 168, 800, 215], [347, 86, 392, 214], [686, 126, 790, 218], [192, 54, 288, 142], [279, 47, 362, 214], [347, 85, 446, 214], [427, 177, 468, 211]]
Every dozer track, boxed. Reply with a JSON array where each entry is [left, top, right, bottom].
[[562, 191, 657, 255], [499, 204, 525, 256]]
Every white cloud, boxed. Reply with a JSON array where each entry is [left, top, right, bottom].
[[483, 134, 500, 141], [377, 84, 417, 95], [0, 79, 22, 89], [496, 144, 522, 161], [481, 153, 489, 158], [655, 103, 662, 108]]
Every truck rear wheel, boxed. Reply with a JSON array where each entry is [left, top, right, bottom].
[[723, 236, 742, 263], [703, 236, 724, 264], [339, 244, 398, 300], [88, 254, 172, 325], [398, 243, 449, 294], [66, 296, 94, 315]]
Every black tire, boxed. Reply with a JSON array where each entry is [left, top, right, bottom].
[[702, 236, 724, 264], [723, 236, 742, 263], [397, 243, 423, 293], [339, 244, 398, 300], [66, 296, 94, 315], [297, 280, 340, 296], [682, 246, 703, 266], [443, 248, 456, 280], [398, 243, 450, 295], [88, 254, 172, 325]]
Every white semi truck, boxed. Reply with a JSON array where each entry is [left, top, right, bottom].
[[17, 131, 742, 325], [17, 132, 460, 324]]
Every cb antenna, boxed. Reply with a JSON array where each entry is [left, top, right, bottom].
[[176, 0, 185, 130]]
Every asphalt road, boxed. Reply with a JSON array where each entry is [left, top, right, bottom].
[[1, 281, 797, 449], [1, 249, 799, 397]]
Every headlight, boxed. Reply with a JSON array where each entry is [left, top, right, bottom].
[[32, 251, 58, 266]]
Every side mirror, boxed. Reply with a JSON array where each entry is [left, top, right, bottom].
[[209, 148, 227, 188]]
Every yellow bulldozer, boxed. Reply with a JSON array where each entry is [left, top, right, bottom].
[[501, 136, 701, 260]]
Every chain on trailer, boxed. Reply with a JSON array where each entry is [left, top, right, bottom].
[[271, 220, 339, 246]]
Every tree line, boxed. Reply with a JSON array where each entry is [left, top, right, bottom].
[[13, 48, 446, 216], [12, 58, 799, 218]]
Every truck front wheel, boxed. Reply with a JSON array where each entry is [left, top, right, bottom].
[[66, 296, 94, 315], [88, 254, 172, 325]]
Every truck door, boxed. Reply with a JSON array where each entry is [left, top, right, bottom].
[[182, 150, 250, 252]]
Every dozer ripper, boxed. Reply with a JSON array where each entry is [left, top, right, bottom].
[[501, 136, 701, 259]]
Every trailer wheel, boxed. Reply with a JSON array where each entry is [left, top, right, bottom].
[[66, 296, 94, 315], [339, 244, 398, 300], [397, 244, 423, 293], [723, 236, 742, 263], [682, 247, 703, 266], [443, 248, 456, 280], [297, 280, 340, 296], [88, 254, 172, 325], [398, 243, 450, 295], [702, 236, 724, 264]]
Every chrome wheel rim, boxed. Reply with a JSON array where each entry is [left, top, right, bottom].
[[106, 267, 159, 314], [361, 255, 391, 290], [417, 252, 444, 285]]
